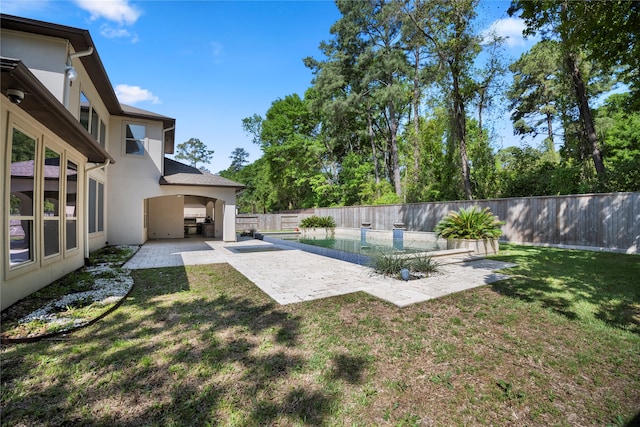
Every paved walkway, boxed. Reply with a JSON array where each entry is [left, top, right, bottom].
[[123, 237, 517, 307]]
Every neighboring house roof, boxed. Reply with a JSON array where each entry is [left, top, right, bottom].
[[160, 158, 245, 190], [1, 57, 114, 164], [1, 14, 177, 153]]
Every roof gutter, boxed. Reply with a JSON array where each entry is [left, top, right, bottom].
[[69, 46, 93, 61], [85, 158, 110, 172]]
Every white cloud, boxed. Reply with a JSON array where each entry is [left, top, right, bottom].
[[115, 84, 160, 105], [482, 17, 528, 48], [73, 0, 141, 25], [100, 24, 138, 42]]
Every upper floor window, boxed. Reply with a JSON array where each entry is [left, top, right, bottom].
[[124, 123, 146, 156], [80, 91, 106, 148]]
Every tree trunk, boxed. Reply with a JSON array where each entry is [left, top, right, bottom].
[[565, 51, 606, 178], [560, 2, 606, 179], [412, 48, 421, 189], [388, 102, 402, 197], [545, 111, 555, 155], [452, 69, 473, 200], [366, 102, 380, 185]]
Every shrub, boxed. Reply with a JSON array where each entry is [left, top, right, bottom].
[[370, 251, 439, 277], [369, 251, 413, 276], [434, 207, 504, 240], [299, 215, 336, 229], [410, 255, 439, 274]]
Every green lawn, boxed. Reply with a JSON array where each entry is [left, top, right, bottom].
[[1, 245, 639, 426]]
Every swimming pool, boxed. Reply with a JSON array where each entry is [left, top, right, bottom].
[[259, 233, 447, 266]]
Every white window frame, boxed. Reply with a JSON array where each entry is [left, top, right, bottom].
[[79, 90, 106, 147], [65, 158, 80, 254], [123, 122, 147, 157], [42, 145, 62, 260], [7, 123, 39, 273], [88, 177, 105, 235]]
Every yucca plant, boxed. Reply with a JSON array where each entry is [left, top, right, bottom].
[[434, 207, 504, 240]]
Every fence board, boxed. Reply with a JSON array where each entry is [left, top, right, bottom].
[[236, 193, 640, 253]]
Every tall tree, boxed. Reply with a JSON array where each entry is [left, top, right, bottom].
[[228, 147, 249, 173], [568, 2, 640, 104], [175, 137, 214, 170], [306, 0, 411, 198], [251, 93, 325, 210], [509, 0, 607, 180], [508, 40, 563, 157], [405, 0, 481, 200]]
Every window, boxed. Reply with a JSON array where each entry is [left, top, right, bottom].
[[80, 91, 105, 146], [99, 120, 106, 148], [9, 128, 37, 266], [124, 123, 146, 156], [90, 108, 99, 139], [66, 161, 78, 250], [43, 148, 61, 257], [80, 91, 90, 131], [88, 178, 104, 234]]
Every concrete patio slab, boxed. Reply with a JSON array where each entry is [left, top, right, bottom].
[[123, 237, 517, 307]]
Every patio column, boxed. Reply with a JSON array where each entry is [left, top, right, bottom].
[[222, 203, 237, 242]]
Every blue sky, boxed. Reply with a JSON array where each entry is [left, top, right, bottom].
[[3, 0, 535, 173]]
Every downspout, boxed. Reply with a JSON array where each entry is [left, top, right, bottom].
[[63, 46, 94, 109], [84, 159, 110, 264]]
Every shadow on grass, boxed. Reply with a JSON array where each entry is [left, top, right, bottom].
[[328, 353, 370, 385], [490, 246, 640, 334], [1, 264, 337, 426]]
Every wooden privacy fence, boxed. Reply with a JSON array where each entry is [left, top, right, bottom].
[[236, 192, 640, 254]]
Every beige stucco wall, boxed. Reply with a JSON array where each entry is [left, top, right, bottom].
[[106, 116, 239, 244], [1, 101, 88, 310], [1, 30, 68, 102], [148, 196, 184, 239]]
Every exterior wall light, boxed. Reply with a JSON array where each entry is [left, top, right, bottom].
[[66, 66, 78, 81]]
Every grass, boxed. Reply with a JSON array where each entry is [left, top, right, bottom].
[[1, 245, 138, 340], [1, 244, 639, 426]]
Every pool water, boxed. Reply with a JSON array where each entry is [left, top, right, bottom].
[[261, 234, 444, 265], [281, 236, 442, 255]]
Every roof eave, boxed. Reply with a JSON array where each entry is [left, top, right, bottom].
[[1, 57, 115, 164], [1, 13, 122, 114], [159, 179, 246, 190]]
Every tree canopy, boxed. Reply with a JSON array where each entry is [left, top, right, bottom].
[[225, 0, 638, 213], [175, 138, 214, 171]]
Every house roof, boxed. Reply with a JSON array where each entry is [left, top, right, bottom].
[[1, 13, 122, 113], [121, 104, 176, 154], [1, 14, 176, 153], [1, 57, 115, 164], [160, 158, 245, 190]]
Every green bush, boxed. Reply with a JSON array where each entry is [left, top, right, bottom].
[[410, 255, 439, 274], [434, 207, 504, 240], [299, 215, 336, 229], [370, 251, 412, 276], [370, 251, 439, 277]]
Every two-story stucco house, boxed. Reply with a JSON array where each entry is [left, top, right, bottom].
[[1, 14, 245, 310]]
